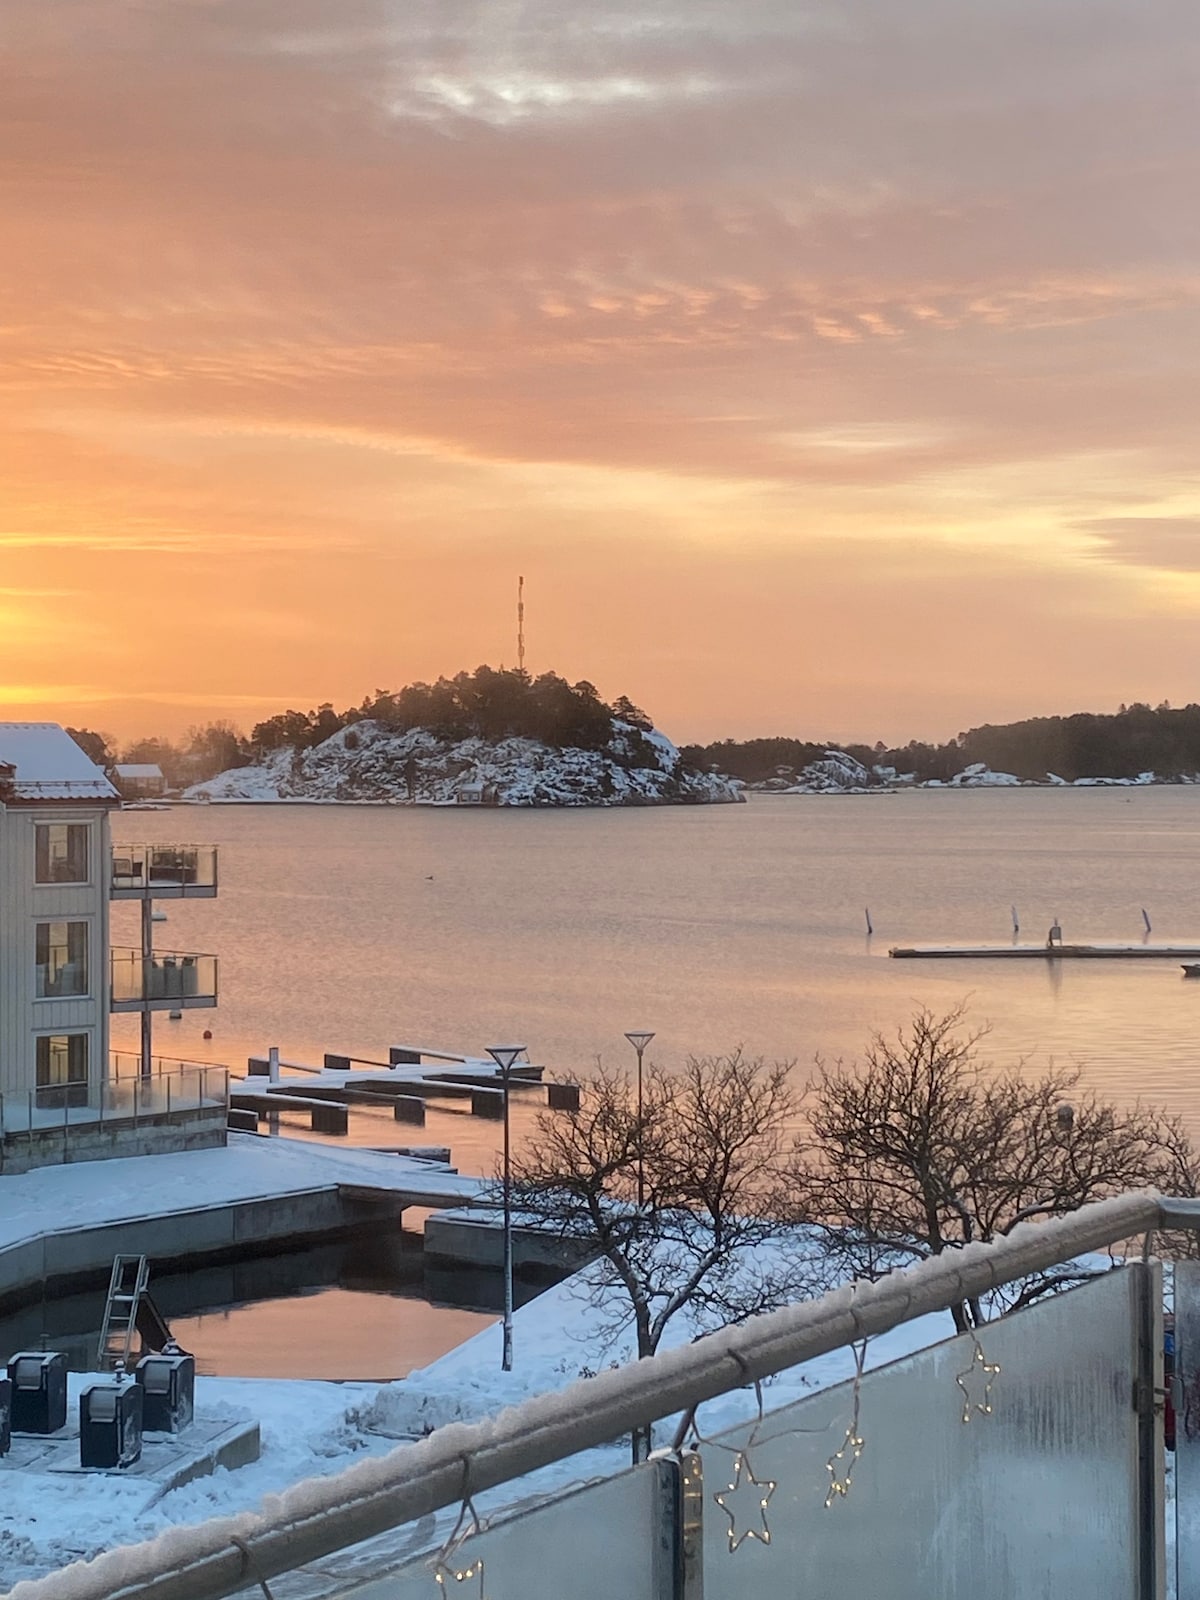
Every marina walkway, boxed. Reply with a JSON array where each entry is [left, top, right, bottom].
[[0, 1136, 487, 1308]]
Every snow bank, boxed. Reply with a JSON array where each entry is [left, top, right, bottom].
[[183, 721, 743, 808]]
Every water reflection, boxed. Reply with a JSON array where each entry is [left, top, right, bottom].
[[0, 1236, 549, 1381]]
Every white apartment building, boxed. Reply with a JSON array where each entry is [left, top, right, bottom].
[[0, 722, 225, 1171], [0, 723, 119, 1114]]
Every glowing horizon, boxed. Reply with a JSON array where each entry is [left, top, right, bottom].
[[4, 1, 1199, 747]]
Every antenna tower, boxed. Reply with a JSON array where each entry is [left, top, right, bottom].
[[517, 575, 525, 673]]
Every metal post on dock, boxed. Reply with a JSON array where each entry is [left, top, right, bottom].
[[487, 1045, 526, 1374]]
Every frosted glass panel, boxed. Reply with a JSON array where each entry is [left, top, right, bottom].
[[700, 1268, 1147, 1600], [1173, 1260, 1200, 1596], [326, 1458, 676, 1600]]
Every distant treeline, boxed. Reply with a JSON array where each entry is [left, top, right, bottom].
[[69, 668, 657, 786], [681, 702, 1200, 785], [71, 691, 1200, 791]]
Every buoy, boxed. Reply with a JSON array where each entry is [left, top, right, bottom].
[[865, 907, 873, 935], [1011, 905, 1019, 934], [1142, 907, 1152, 933], [202, 1029, 213, 1040]]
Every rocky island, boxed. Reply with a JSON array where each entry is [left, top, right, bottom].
[[184, 718, 742, 807]]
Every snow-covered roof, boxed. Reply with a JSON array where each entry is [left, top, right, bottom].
[[0, 722, 118, 803], [115, 763, 164, 780]]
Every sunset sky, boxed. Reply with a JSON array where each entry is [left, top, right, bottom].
[[3, 0, 1198, 746]]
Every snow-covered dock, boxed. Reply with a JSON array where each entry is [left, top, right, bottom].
[[0, 1135, 486, 1310], [889, 941, 1200, 959], [233, 1046, 553, 1129]]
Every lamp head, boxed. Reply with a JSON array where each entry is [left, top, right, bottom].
[[624, 1031, 656, 1053], [487, 1044, 526, 1074]]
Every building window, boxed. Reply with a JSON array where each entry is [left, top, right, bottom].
[[34, 823, 89, 884], [35, 1034, 89, 1109], [35, 921, 89, 998]]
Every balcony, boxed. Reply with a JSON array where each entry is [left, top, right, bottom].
[[109, 948, 218, 1011], [40, 1190, 1190, 1600], [0, 1056, 229, 1172], [110, 844, 218, 900]]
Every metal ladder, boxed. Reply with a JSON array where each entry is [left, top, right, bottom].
[[96, 1254, 151, 1370]]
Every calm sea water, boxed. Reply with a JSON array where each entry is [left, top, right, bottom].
[[101, 788, 1200, 1375], [114, 787, 1200, 1128]]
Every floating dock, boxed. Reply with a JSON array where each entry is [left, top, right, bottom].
[[889, 942, 1200, 960], [233, 1043, 576, 1131]]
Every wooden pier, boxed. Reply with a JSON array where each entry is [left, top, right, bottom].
[[889, 942, 1200, 960]]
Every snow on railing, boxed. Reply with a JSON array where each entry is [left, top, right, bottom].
[[2, 1191, 1172, 1600]]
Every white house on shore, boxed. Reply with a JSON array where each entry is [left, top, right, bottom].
[[112, 761, 167, 800], [0, 722, 226, 1173]]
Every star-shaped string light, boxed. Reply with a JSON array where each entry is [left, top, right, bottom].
[[432, 1555, 486, 1598], [712, 1449, 777, 1551], [823, 1422, 865, 1507], [823, 1336, 867, 1509], [432, 1497, 488, 1598], [955, 1337, 1002, 1424]]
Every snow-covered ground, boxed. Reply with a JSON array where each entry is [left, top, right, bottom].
[[0, 1373, 388, 1590], [182, 721, 742, 808]]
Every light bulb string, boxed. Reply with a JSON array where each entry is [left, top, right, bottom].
[[431, 1456, 488, 1593]]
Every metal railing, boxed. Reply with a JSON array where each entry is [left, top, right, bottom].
[[7, 1190, 1185, 1600], [0, 1057, 228, 1134], [109, 948, 218, 1008], [110, 844, 218, 896]]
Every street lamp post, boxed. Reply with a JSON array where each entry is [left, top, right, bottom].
[[487, 1043, 526, 1373], [623, 1031, 656, 1210]]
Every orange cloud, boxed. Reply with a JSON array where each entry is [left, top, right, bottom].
[[2, 0, 1199, 743]]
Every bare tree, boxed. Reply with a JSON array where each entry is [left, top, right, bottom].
[[512, 1051, 810, 1455], [792, 1004, 1197, 1330]]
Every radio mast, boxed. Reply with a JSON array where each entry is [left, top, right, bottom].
[[517, 575, 526, 673]]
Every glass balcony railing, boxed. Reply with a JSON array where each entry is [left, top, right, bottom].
[[110, 844, 218, 898], [109, 948, 218, 1010], [0, 1057, 228, 1133]]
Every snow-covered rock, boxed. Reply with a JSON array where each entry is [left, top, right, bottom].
[[749, 750, 875, 795], [184, 720, 743, 808], [948, 762, 1022, 787], [801, 750, 872, 791]]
